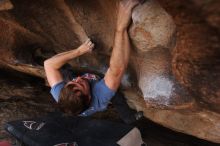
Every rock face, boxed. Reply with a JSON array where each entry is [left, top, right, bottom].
[[0, 69, 55, 141], [0, 0, 13, 11], [130, 0, 176, 52], [0, 0, 220, 143]]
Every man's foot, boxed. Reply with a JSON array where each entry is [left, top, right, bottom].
[[135, 111, 144, 121], [123, 111, 144, 124]]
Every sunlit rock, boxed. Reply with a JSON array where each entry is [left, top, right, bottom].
[[130, 0, 176, 52]]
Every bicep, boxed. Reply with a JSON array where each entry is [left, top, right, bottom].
[[93, 79, 116, 110], [44, 65, 63, 87], [104, 68, 124, 91]]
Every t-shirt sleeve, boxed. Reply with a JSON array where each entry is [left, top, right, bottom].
[[50, 81, 65, 102], [92, 79, 116, 110]]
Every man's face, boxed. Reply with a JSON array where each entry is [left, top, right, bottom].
[[66, 77, 91, 99]]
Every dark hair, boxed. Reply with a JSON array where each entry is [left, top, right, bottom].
[[58, 83, 87, 115]]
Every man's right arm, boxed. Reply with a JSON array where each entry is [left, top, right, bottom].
[[104, 30, 129, 91]]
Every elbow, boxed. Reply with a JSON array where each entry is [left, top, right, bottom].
[[44, 59, 51, 69], [109, 64, 125, 77], [44, 59, 48, 67], [109, 61, 126, 73], [44, 58, 60, 70]]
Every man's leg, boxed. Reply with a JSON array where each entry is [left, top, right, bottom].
[[112, 92, 143, 124]]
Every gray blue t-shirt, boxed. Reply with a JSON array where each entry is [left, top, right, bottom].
[[50, 73, 116, 116]]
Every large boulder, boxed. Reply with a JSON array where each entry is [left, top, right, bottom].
[[0, 0, 219, 143], [130, 0, 176, 52]]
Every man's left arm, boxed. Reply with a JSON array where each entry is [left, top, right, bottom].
[[44, 39, 94, 87]]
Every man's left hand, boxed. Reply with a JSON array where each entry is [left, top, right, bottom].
[[77, 38, 95, 55]]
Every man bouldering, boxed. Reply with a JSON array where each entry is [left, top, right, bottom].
[[44, 0, 142, 120]]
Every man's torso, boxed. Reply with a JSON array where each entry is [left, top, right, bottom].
[[50, 73, 116, 116]]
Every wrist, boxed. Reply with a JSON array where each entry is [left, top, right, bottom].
[[74, 48, 83, 56], [116, 27, 127, 33]]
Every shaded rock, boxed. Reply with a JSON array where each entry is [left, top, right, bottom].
[[193, 0, 220, 31], [125, 92, 220, 143], [0, 16, 47, 77], [0, 69, 55, 141]]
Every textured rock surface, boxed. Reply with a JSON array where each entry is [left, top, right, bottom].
[[0, 69, 55, 142], [0, 0, 219, 143], [193, 0, 220, 31], [126, 0, 220, 143], [130, 0, 176, 52], [0, 0, 13, 11]]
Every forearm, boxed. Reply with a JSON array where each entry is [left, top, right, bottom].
[[44, 49, 81, 70], [44, 39, 94, 87], [103, 0, 138, 91], [109, 0, 139, 74], [109, 29, 130, 75]]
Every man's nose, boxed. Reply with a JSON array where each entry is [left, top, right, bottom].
[[75, 77, 82, 83]]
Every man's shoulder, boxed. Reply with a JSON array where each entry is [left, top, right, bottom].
[[50, 81, 65, 102], [91, 79, 115, 106]]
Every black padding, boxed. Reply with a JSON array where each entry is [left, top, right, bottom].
[[4, 114, 134, 146]]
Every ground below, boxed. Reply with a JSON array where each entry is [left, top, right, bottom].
[[0, 69, 219, 146]]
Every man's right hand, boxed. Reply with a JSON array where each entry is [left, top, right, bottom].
[[77, 38, 95, 55], [116, 0, 139, 31]]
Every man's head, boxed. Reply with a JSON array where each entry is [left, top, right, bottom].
[[58, 77, 91, 115]]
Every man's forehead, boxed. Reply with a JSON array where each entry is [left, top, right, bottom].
[[69, 79, 87, 85], [66, 80, 79, 87]]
